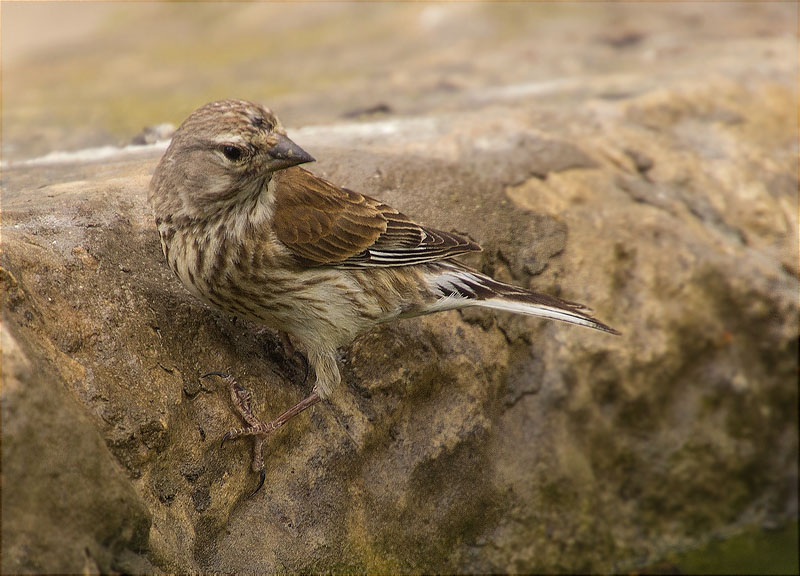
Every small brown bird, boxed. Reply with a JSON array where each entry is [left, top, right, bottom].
[[149, 99, 618, 492]]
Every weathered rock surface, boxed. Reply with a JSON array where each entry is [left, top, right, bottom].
[[2, 4, 797, 574]]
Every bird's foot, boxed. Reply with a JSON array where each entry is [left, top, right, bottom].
[[202, 372, 320, 497], [202, 372, 267, 496]]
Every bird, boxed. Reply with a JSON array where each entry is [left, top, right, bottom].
[[148, 99, 619, 494]]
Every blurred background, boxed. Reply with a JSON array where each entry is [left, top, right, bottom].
[[2, 2, 793, 162]]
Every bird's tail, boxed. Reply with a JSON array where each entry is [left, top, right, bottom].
[[423, 262, 620, 335]]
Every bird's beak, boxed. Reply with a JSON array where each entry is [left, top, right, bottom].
[[266, 133, 315, 171]]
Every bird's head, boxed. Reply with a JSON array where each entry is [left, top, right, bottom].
[[149, 99, 314, 221]]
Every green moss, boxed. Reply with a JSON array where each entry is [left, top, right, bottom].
[[656, 522, 799, 575]]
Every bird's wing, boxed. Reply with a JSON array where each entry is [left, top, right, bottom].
[[272, 167, 481, 268]]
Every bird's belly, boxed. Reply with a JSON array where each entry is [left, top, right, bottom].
[[205, 267, 373, 348]]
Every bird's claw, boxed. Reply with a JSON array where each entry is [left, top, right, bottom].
[[222, 423, 267, 498], [203, 371, 320, 498], [203, 371, 266, 491], [249, 469, 266, 498]]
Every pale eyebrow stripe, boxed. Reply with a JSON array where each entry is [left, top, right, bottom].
[[211, 133, 247, 145]]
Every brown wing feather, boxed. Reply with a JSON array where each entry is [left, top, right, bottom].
[[272, 167, 481, 268]]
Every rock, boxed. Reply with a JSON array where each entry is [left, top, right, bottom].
[[131, 124, 176, 146], [0, 320, 153, 574], [1, 4, 796, 574]]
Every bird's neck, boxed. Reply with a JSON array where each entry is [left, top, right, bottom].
[[207, 176, 276, 243]]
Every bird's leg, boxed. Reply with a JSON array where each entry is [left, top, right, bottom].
[[279, 331, 309, 384], [202, 372, 266, 493], [202, 371, 320, 496], [224, 388, 320, 495], [221, 389, 321, 445]]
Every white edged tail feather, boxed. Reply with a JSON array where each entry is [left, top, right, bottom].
[[424, 262, 619, 335], [473, 297, 618, 333]]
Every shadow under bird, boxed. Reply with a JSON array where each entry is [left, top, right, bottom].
[[148, 99, 619, 495]]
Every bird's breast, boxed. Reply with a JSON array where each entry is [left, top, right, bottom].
[[160, 221, 298, 324]]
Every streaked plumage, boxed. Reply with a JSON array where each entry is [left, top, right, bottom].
[[149, 99, 618, 491]]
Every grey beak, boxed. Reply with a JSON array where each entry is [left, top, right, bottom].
[[267, 133, 315, 170]]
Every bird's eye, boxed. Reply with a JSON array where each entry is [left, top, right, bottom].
[[221, 145, 244, 162]]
